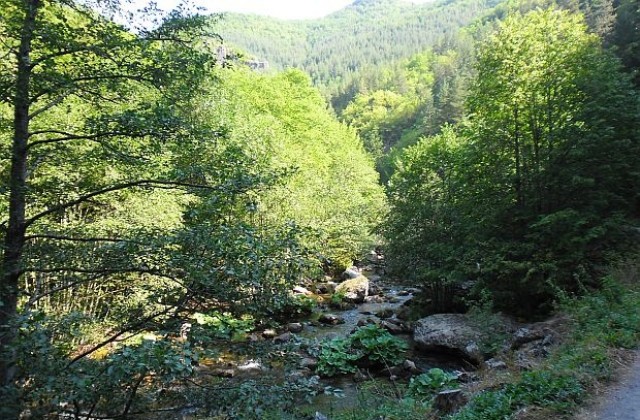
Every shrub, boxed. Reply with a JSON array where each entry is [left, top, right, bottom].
[[408, 368, 459, 400], [316, 325, 407, 377]]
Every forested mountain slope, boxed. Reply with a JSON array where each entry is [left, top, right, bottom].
[[214, 0, 504, 109]]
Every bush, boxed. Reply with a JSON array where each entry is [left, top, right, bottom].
[[408, 368, 459, 400], [315, 325, 407, 377]]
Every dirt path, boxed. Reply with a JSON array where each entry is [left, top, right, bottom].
[[574, 351, 640, 420]]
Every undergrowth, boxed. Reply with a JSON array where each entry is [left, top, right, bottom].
[[321, 264, 640, 420]]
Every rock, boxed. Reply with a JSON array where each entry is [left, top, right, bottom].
[[386, 365, 404, 377], [273, 332, 293, 343], [363, 295, 384, 304], [319, 314, 345, 325], [289, 369, 312, 380], [511, 327, 546, 350], [397, 290, 411, 297], [486, 358, 507, 370], [380, 320, 405, 335], [403, 359, 420, 373], [315, 282, 337, 294], [237, 361, 266, 373], [368, 274, 382, 283], [353, 370, 368, 382], [452, 370, 476, 383], [341, 266, 360, 280], [288, 323, 304, 333], [413, 314, 484, 365], [368, 283, 382, 295], [293, 285, 313, 296], [335, 275, 369, 303], [212, 368, 235, 378], [315, 412, 330, 420], [300, 357, 318, 370], [433, 389, 467, 414], [262, 329, 277, 339], [357, 318, 376, 327], [375, 308, 394, 319]]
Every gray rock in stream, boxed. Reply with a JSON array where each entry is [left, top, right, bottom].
[[318, 313, 345, 325], [413, 314, 484, 365], [335, 275, 369, 303], [341, 266, 360, 280]]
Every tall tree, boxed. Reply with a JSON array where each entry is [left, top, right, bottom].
[[0, 0, 212, 393], [466, 8, 639, 311]]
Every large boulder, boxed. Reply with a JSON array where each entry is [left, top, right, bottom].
[[413, 314, 484, 364], [335, 275, 369, 303]]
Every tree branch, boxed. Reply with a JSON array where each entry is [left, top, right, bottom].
[[27, 131, 131, 149], [24, 234, 147, 245], [29, 90, 74, 120], [67, 298, 189, 367], [25, 179, 225, 228]]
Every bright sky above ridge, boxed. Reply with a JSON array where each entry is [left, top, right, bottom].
[[131, 0, 434, 20]]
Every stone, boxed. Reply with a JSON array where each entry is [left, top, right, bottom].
[[363, 295, 384, 304], [315, 282, 337, 294], [486, 358, 508, 370], [403, 359, 419, 373], [375, 308, 394, 319], [212, 368, 235, 378], [368, 274, 382, 283], [300, 357, 318, 370], [289, 369, 312, 380], [288, 323, 304, 333], [354, 370, 368, 382], [341, 266, 360, 280], [319, 313, 345, 325], [335, 275, 369, 303], [413, 314, 484, 364], [273, 332, 293, 343], [380, 320, 405, 335], [357, 318, 375, 327], [237, 360, 266, 373], [293, 285, 313, 296], [433, 389, 467, 414], [262, 329, 277, 339]]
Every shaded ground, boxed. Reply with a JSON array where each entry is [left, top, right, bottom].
[[574, 350, 640, 420]]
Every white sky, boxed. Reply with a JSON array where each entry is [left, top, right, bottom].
[[129, 0, 433, 20]]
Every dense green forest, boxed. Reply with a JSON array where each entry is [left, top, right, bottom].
[[1, 0, 639, 418], [215, 0, 504, 110]]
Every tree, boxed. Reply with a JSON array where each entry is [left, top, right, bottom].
[[465, 8, 639, 312], [0, 0, 213, 396]]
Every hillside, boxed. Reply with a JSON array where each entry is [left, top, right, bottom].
[[213, 0, 504, 109]]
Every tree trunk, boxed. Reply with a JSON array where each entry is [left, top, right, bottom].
[[0, 0, 39, 391]]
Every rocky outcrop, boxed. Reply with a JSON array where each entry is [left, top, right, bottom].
[[413, 314, 484, 364], [335, 275, 369, 303]]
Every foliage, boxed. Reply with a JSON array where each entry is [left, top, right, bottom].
[[384, 7, 640, 317], [210, 68, 387, 264], [192, 311, 255, 339], [0, 311, 199, 418], [215, 0, 502, 111], [315, 325, 407, 377], [195, 375, 337, 419], [451, 271, 640, 419], [408, 368, 459, 400]]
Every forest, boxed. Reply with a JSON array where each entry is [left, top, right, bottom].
[[0, 0, 639, 418]]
